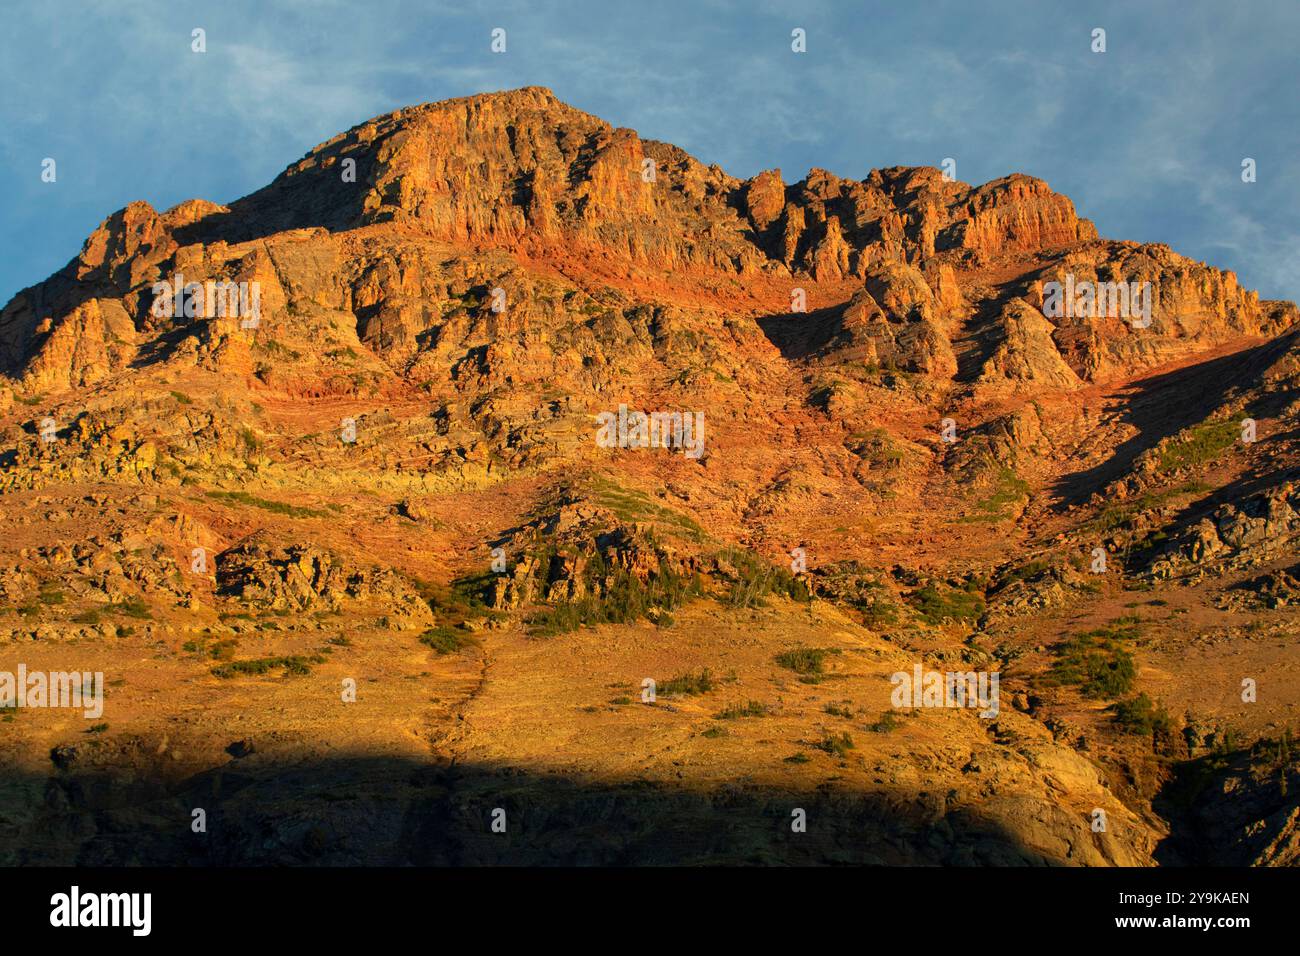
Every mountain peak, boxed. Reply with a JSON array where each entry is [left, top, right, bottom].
[[2, 86, 1300, 870], [2, 89, 1293, 395]]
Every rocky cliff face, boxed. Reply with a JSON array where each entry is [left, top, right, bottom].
[[1, 88, 1298, 867], [7, 87, 1291, 398]]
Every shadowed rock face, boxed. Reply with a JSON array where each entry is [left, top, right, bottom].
[[0, 88, 1298, 868], [4, 752, 1155, 867]]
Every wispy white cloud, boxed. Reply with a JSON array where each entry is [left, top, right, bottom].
[[0, 0, 1297, 302]]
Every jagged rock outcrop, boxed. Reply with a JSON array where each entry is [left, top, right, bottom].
[[824, 262, 958, 376], [976, 298, 1082, 392], [942, 174, 1097, 257], [1032, 243, 1299, 382], [1149, 482, 1300, 578], [217, 532, 434, 628]]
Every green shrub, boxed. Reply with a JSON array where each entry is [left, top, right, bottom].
[[529, 601, 586, 636], [238, 427, 261, 455], [211, 654, 326, 679], [1046, 622, 1140, 698], [723, 547, 811, 608], [862, 599, 900, 628], [774, 647, 838, 676], [418, 626, 480, 655], [868, 711, 902, 733], [208, 639, 239, 661], [959, 467, 1030, 523], [1111, 693, 1174, 736], [105, 598, 152, 619], [255, 339, 301, 361], [813, 732, 855, 757], [528, 558, 703, 636], [715, 699, 769, 719]]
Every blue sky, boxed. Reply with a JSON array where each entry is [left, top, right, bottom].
[[3, 0, 1298, 306]]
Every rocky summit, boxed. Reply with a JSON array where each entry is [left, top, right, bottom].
[[1, 87, 1298, 866]]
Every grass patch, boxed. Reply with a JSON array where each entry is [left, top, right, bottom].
[[211, 654, 326, 679], [255, 339, 301, 361], [657, 669, 715, 697], [586, 477, 709, 543], [205, 490, 327, 519], [105, 598, 152, 619], [958, 467, 1029, 523], [1045, 621, 1140, 698], [846, 428, 906, 467], [1000, 558, 1052, 587], [1088, 481, 1213, 534], [1158, 420, 1238, 475], [906, 583, 985, 626]]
